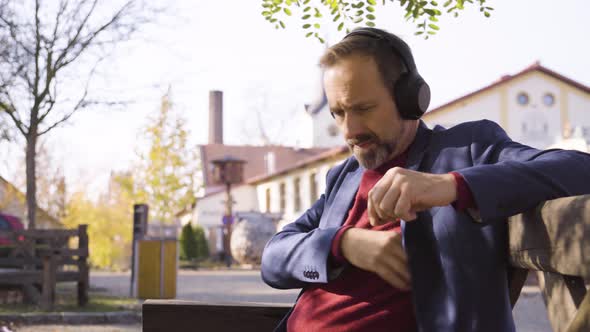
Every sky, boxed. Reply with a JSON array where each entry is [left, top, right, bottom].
[[1, 0, 589, 197]]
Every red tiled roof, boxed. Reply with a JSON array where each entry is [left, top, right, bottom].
[[199, 144, 332, 194], [247, 145, 349, 184], [425, 62, 590, 118]]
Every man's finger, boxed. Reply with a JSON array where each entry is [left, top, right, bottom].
[[368, 194, 380, 226], [394, 190, 415, 221], [379, 185, 401, 220], [376, 265, 411, 290]]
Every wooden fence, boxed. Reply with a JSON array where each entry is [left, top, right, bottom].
[[143, 195, 590, 332], [0, 224, 89, 310]]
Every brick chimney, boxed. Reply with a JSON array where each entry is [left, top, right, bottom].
[[209, 90, 223, 144]]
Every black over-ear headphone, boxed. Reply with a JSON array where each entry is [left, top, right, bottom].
[[343, 27, 431, 119]]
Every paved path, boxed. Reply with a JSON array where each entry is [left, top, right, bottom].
[[88, 269, 552, 331]]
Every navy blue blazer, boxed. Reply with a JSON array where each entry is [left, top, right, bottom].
[[261, 120, 590, 332]]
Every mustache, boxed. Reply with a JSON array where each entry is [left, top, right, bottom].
[[347, 134, 377, 146]]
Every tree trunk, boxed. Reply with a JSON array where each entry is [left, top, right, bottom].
[[26, 132, 37, 229]]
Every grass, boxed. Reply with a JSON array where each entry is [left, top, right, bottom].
[[0, 285, 140, 314], [178, 259, 230, 270]]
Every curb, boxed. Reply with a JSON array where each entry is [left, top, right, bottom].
[[0, 311, 141, 325]]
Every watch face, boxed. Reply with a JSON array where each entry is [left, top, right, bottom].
[[517, 92, 529, 105], [543, 93, 555, 106]]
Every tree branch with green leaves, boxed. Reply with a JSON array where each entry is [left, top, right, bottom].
[[261, 0, 493, 42]]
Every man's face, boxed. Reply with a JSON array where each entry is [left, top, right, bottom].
[[323, 54, 415, 169]]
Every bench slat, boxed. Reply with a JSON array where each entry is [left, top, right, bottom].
[[142, 300, 291, 332]]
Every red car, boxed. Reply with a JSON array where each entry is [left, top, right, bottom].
[[0, 213, 25, 246]]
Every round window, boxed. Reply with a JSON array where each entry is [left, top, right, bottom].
[[543, 93, 555, 106], [327, 124, 339, 137], [517, 92, 529, 106]]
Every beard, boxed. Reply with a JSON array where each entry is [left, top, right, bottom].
[[347, 133, 396, 170]]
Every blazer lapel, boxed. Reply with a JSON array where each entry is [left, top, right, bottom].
[[402, 121, 433, 232], [321, 164, 363, 228], [405, 121, 433, 172]]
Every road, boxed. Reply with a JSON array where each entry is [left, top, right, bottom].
[[88, 269, 552, 331]]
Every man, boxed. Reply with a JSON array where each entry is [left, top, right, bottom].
[[261, 27, 590, 332]]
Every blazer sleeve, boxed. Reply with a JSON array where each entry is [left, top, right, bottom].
[[260, 166, 345, 289], [456, 120, 590, 222]]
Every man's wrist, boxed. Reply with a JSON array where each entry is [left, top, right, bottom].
[[330, 225, 354, 265]]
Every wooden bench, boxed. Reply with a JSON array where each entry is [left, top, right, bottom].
[[0, 224, 89, 310], [143, 195, 590, 332]]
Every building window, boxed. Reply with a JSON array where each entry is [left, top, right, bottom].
[[327, 124, 339, 137], [279, 182, 286, 213], [265, 188, 271, 213], [309, 172, 318, 205], [517, 92, 529, 106], [293, 177, 301, 212], [543, 93, 555, 106]]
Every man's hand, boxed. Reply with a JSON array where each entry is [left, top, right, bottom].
[[340, 228, 410, 290], [368, 167, 457, 225]]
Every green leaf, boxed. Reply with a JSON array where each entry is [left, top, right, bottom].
[[353, 16, 363, 23], [262, 11, 271, 16], [280, 21, 286, 28], [430, 1, 438, 5], [367, 6, 375, 12], [338, 22, 344, 31], [424, 8, 436, 15], [314, 23, 321, 28], [429, 15, 438, 21], [366, 14, 375, 20], [366, 21, 376, 27], [333, 14, 341, 22], [304, 6, 311, 12], [484, 11, 490, 17], [284, 8, 292, 15], [318, 36, 325, 43], [356, 10, 364, 16], [415, 31, 424, 35], [303, 23, 311, 28], [302, 14, 311, 19], [367, 0, 377, 5], [303, 0, 310, 4], [270, 18, 278, 22], [331, 7, 338, 15], [428, 23, 439, 30], [306, 31, 313, 37], [443, 0, 452, 6], [428, 30, 436, 34]]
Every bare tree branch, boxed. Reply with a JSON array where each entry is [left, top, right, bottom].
[[0, 100, 27, 136]]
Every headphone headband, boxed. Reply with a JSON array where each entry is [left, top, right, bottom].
[[343, 27, 418, 73]]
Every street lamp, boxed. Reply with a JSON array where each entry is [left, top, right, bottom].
[[210, 155, 246, 266]]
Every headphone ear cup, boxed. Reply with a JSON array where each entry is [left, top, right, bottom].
[[394, 72, 430, 120]]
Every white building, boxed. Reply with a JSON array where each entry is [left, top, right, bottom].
[[422, 62, 590, 149]]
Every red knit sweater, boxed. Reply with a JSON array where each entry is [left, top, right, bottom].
[[287, 153, 475, 332]]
